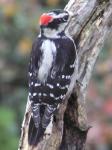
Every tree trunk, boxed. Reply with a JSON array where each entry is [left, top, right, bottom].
[[18, 0, 112, 150]]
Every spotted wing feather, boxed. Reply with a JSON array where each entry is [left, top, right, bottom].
[[28, 35, 76, 145]]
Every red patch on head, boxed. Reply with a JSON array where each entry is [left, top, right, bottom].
[[39, 14, 53, 25]]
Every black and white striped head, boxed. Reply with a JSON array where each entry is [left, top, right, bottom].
[[39, 9, 73, 37]]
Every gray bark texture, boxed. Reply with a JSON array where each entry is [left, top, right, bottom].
[[18, 0, 112, 149]]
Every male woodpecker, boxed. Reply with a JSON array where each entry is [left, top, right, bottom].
[[28, 9, 78, 145]]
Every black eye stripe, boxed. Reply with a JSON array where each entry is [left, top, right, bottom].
[[47, 14, 69, 29]]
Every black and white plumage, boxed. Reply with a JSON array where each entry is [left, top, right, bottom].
[[28, 9, 78, 145]]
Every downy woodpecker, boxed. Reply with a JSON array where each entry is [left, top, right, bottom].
[[28, 9, 78, 145]]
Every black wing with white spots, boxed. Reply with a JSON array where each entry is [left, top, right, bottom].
[[29, 36, 76, 104], [28, 35, 76, 145]]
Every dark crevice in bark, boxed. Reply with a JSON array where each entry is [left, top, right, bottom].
[[65, 94, 78, 126], [60, 128, 87, 150], [60, 94, 88, 150], [60, 126, 88, 149]]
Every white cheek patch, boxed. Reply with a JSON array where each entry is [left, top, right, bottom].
[[48, 12, 68, 19]]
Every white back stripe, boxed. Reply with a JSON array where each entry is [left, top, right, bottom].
[[38, 40, 56, 83]]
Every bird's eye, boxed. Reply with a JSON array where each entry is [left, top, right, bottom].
[[63, 15, 69, 22]]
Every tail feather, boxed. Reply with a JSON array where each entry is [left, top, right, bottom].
[[28, 105, 56, 145], [42, 105, 56, 128], [28, 117, 45, 145]]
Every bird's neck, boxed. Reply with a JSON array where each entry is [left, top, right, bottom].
[[40, 27, 66, 39]]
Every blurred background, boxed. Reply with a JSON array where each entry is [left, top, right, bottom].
[[0, 0, 112, 150]]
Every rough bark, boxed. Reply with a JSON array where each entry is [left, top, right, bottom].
[[18, 0, 112, 150]]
